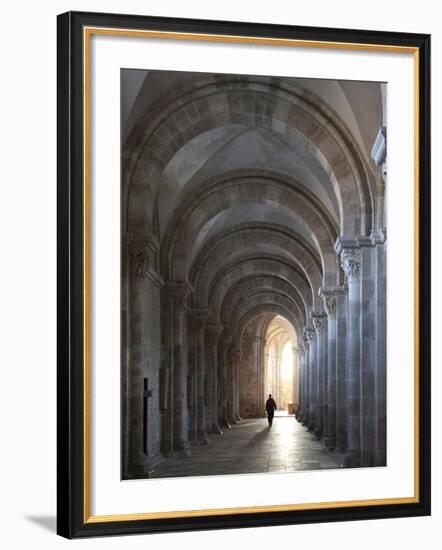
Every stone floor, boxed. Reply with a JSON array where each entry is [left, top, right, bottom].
[[150, 414, 345, 479]]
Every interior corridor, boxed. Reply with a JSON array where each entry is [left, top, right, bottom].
[[150, 416, 344, 479], [121, 70, 387, 479]]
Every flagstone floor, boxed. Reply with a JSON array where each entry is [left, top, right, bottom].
[[150, 414, 345, 479]]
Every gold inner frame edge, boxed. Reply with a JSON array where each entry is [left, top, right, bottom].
[[82, 26, 420, 524]]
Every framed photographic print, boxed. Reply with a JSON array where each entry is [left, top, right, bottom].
[[57, 11, 431, 538]]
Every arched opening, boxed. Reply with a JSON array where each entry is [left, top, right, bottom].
[[264, 316, 299, 416]]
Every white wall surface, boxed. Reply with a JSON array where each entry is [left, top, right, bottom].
[[0, 0, 439, 548]]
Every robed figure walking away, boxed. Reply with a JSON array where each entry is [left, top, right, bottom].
[[265, 394, 277, 427]]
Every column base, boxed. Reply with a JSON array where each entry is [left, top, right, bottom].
[[220, 418, 232, 429], [197, 430, 210, 445], [307, 421, 316, 432], [344, 449, 361, 468], [361, 450, 377, 467], [234, 413, 242, 423], [173, 439, 192, 458], [211, 422, 223, 435], [314, 427, 323, 440], [162, 448, 176, 459], [174, 448, 192, 458], [296, 411, 305, 423], [374, 450, 386, 467], [325, 436, 336, 451], [188, 431, 200, 446], [125, 453, 163, 479]]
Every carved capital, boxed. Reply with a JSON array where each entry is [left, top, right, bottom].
[[129, 248, 150, 278], [323, 295, 336, 319], [340, 248, 361, 281], [303, 328, 314, 346], [312, 313, 326, 335], [319, 286, 347, 320], [165, 281, 193, 310], [126, 232, 160, 280], [370, 228, 387, 244]]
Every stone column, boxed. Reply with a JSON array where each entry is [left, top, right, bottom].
[[374, 232, 387, 466], [126, 239, 147, 473], [337, 241, 362, 467], [304, 328, 315, 430], [226, 344, 237, 425], [206, 325, 223, 434], [321, 317, 329, 441], [186, 315, 198, 445], [292, 346, 299, 409], [371, 128, 387, 466], [189, 309, 210, 444], [335, 286, 348, 452], [336, 234, 385, 467], [302, 344, 308, 418], [269, 351, 274, 402], [321, 288, 337, 450], [232, 348, 242, 422], [255, 337, 266, 417], [204, 334, 212, 436], [160, 284, 174, 458], [300, 331, 311, 426], [273, 352, 281, 408], [295, 345, 305, 419], [320, 286, 345, 451], [217, 338, 224, 427], [312, 313, 326, 439], [359, 235, 386, 467], [219, 335, 232, 428], [166, 281, 193, 456]]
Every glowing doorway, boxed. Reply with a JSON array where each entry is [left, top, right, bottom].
[[264, 316, 299, 414]]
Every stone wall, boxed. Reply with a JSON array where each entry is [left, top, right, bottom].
[[239, 333, 260, 418]]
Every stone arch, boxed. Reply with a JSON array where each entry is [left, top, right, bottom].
[[218, 274, 308, 326], [161, 170, 340, 286], [190, 222, 322, 308], [230, 292, 305, 345], [237, 305, 301, 347], [124, 75, 374, 237], [265, 315, 298, 347], [208, 262, 312, 324]]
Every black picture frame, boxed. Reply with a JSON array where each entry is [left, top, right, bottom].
[[57, 10, 431, 539]]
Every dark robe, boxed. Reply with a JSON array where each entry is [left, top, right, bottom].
[[265, 398, 277, 415]]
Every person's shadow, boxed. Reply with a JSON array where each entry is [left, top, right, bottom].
[[25, 515, 56, 533]]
